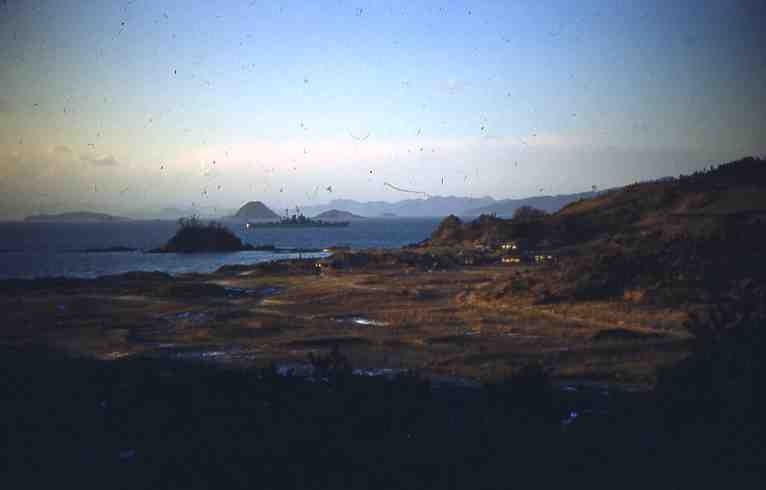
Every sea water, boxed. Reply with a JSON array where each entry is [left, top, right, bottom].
[[0, 218, 440, 279]]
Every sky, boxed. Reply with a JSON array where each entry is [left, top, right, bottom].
[[0, 0, 764, 219]]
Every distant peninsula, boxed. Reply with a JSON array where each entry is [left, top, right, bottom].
[[231, 201, 280, 221], [24, 212, 129, 223], [313, 209, 366, 221]]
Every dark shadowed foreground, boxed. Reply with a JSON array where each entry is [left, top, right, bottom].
[[3, 291, 765, 490]]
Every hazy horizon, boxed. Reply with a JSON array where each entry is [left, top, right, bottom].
[[2, 0, 764, 220], [14, 180, 649, 220]]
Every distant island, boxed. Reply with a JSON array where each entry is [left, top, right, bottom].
[[231, 201, 280, 221], [150, 217, 253, 253], [313, 209, 366, 221], [24, 212, 129, 223]]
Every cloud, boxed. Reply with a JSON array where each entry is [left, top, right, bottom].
[[81, 154, 119, 167]]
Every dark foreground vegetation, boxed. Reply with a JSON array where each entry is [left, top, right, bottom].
[[151, 217, 253, 253], [3, 287, 764, 490]]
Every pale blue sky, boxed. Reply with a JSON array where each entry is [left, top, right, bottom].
[[1, 0, 764, 218]]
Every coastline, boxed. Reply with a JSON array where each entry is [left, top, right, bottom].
[[0, 249, 690, 390]]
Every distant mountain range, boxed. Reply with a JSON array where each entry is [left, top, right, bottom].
[[465, 191, 599, 217], [21, 189, 617, 223], [297, 191, 601, 218], [24, 212, 129, 223], [298, 196, 496, 218]]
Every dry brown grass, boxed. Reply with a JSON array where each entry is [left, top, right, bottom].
[[0, 264, 692, 388]]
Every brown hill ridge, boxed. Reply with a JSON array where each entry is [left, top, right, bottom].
[[424, 156, 766, 304]]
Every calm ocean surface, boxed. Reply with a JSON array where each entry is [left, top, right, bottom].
[[0, 219, 440, 279]]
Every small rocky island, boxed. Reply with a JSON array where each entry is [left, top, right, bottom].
[[150, 217, 253, 253]]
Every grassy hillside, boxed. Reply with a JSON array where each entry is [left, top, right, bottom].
[[425, 157, 766, 303]]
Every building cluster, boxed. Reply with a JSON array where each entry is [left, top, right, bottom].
[[497, 240, 556, 266], [312, 238, 558, 274]]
